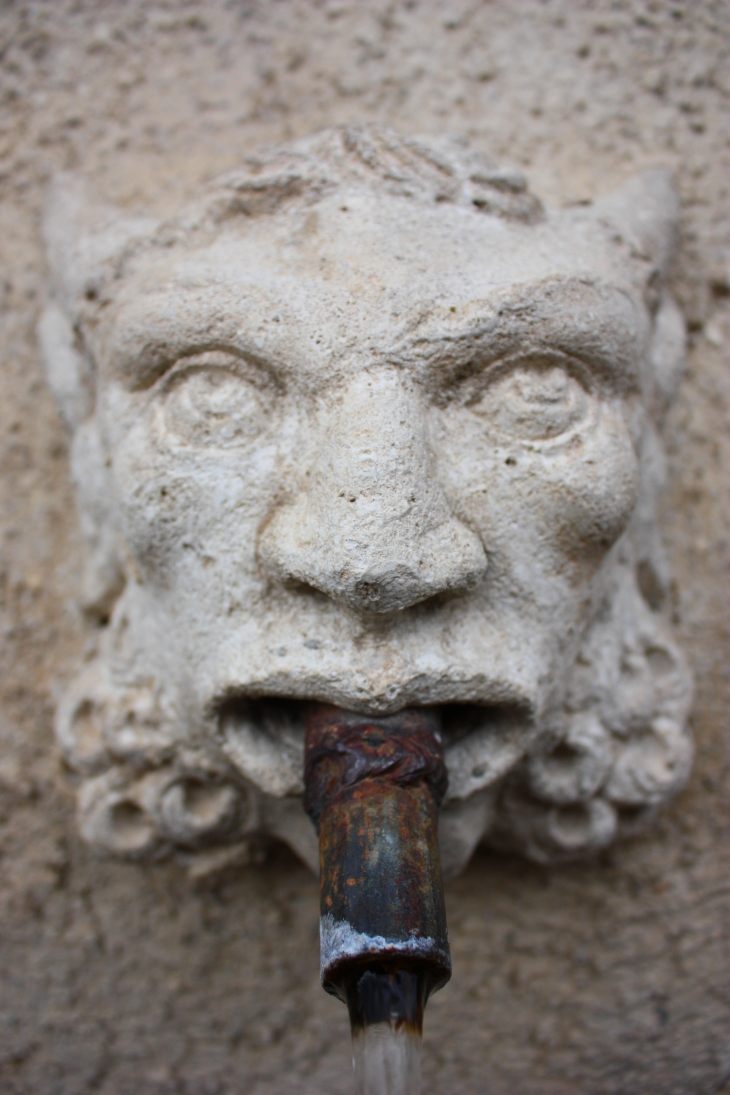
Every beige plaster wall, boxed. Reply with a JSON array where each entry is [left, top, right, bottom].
[[0, 2, 728, 1092]]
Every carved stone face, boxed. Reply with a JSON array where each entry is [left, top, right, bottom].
[[41, 128, 693, 876]]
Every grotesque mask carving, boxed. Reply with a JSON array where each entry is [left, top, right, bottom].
[[40, 126, 693, 877]]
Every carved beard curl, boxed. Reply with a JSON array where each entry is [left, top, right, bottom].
[[486, 552, 693, 865], [55, 528, 693, 876]]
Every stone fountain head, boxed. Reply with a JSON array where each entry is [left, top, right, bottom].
[[40, 125, 692, 879]]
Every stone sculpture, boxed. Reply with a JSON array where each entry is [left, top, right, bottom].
[[39, 125, 693, 878]]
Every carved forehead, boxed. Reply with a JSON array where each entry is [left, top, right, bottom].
[[119, 172, 635, 294], [101, 189, 647, 392]]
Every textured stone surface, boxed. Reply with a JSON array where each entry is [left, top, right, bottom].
[[0, 2, 728, 1093], [40, 126, 693, 876]]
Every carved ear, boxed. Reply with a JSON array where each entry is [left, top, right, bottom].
[[648, 287, 686, 418], [36, 304, 127, 613], [40, 174, 158, 431], [40, 175, 155, 617], [592, 167, 680, 279], [37, 301, 93, 431], [592, 170, 685, 422], [43, 172, 158, 315]]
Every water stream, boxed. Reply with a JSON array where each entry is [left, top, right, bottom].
[[352, 1022, 422, 1095], [345, 968, 426, 1095]]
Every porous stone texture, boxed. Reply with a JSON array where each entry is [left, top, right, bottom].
[[0, 3, 728, 1094], [40, 125, 694, 876]]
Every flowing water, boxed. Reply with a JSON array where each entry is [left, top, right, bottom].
[[352, 1021, 422, 1095], [345, 968, 426, 1095]]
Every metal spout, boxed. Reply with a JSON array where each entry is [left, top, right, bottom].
[[303, 703, 451, 1063]]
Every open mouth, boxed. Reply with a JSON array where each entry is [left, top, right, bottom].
[[216, 695, 531, 801]]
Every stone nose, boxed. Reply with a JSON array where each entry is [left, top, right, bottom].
[[259, 368, 488, 614]]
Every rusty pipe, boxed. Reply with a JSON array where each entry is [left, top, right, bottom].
[[303, 703, 451, 1051]]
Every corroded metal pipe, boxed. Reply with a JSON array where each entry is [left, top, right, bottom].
[[303, 703, 451, 1054]]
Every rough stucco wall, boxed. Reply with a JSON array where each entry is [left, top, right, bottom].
[[0, 1, 727, 1092]]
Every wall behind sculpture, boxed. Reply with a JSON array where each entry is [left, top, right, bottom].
[[0, 2, 727, 1093]]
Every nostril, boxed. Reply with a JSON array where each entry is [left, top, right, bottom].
[[280, 575, 331, 602], [355, 579, 382, 605]]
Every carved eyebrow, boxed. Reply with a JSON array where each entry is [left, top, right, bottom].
[[103, 272, 646, 397], [408, 278, 646, 395], [102, 283, 277, 391]]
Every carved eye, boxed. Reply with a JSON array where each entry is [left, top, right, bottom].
[[471, 359, 589, 441], [162, 357, 267, 448]]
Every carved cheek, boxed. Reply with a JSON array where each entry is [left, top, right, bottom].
[[488, 408, 641, 589], [442, 396, 639, 577], [100, 386, 281, 590], [535, 400, 640, 556]]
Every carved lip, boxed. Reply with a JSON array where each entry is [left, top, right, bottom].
[[209, 669, 536, 723], [216, 694, 529, 744], [215, 694, 532, 801]]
